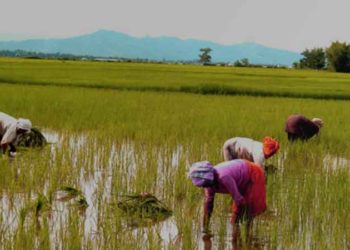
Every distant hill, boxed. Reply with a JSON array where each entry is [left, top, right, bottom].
[[0, 30, 302, 65]]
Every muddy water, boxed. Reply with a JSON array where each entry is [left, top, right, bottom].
[[1, 131, 349, 249], [0, 131, 185, 248]]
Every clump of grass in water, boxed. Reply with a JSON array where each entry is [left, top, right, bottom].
[[16, 127, 47, 147], [18, 193, 52, 231], [118, 193, 172, 223], [55, 186, 88, 209], [75, 196, 89, 210], [34, 194, 52, 217], [56, 186, 82, 201]]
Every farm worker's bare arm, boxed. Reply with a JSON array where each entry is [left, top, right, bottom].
[[203, 188, 215, 231], [1, 128, 17, 153], [220, 176, 245, 223], [1, 143, 8, 154], [0, 128, 17, 154]]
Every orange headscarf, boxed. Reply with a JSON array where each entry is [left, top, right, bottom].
[[262, 136, 280, 159]]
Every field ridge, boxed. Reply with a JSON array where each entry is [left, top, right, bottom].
[[2, 79, 350, 101]]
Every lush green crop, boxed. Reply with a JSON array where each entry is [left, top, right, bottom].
[[1, 57, 350, 100], [0, 59, 349, 249]]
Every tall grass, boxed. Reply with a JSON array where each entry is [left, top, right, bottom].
[[2, 57, 350, 100], [0, 62, 350, 248]]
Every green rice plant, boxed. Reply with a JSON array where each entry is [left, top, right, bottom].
[[2, 57, 350, 100], [34, 194, 52, 217], [74, 196, 89, 209], [55, 186, 89, 213], [1, 59, 350, 248], [117, 193, 172, 223], [56, 186, 83, 201]]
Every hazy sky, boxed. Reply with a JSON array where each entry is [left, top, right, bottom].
[[1, 0, 349, 52]]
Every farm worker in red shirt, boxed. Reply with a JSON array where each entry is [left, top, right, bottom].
[[285, 114, 323, 141], [189, 160, 266, 232], [223, 136, 279, 168], [0, 112, 32, 157]]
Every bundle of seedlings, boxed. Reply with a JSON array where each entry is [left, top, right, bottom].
[[16, 127, 47, 147], [55, 186, 89, 209], [19, 193, 53, 229], [117, 193, 172, 220]]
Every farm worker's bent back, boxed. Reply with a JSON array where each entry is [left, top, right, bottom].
[[285, 114, 323, 141], [223, 136, 280, 168], [0, 112, 32, 156]]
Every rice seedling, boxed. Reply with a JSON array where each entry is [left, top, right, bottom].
[[117, 193, 172, 223], [34, 194, 52, 217], [2, 57, 350, 100], [55, 186, 89, 213], [0, 58, 350, 249], [55, 186, 83, 201]]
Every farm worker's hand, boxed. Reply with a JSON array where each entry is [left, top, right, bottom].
[[231, 202, 239, 224], [231, 199, 248, 224], [202, 233, 213, 250], [202, 212, 211, 233], [230, 213, 237, 224]]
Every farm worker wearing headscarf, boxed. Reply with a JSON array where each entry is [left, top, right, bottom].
[[285, 114, 323, 141], [189, 160, 266, 232], [0, 112, 32, 156], [223, 137, 280, 168]]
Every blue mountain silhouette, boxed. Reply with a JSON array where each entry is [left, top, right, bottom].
[[0, 30, 301, 65]]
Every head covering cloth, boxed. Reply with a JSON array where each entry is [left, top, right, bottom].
[[262, 136, 280, 159], [16, 118, 32, 132], [189, 161, 215, 187]]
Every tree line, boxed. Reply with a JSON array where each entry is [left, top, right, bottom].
[[198, 48, 287, 68], [199, 41, 350, 73], [0, 49, 197, 64], [293, 41, 350, 72]]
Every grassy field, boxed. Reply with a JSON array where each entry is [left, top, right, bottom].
[[2, 57, 350, 99], [0, 58, 350, 249]]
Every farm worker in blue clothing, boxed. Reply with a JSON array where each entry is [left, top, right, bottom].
[[0, 112, 32, 157]]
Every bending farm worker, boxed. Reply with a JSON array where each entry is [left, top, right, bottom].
[[0, 112, 32, 156], [189, 160, 266, 232], [285, 114, 323, 141], [222, 136, 280, 168]]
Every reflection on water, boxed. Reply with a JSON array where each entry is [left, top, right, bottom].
[[42, 129, 60, 144], [1, 131, 349, 248], [199, 222, 269, 250], [323, 154, 350, 171], [0, 131, 185, 248]]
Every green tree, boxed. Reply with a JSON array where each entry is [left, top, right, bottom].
[[299, 48, 326, 70], [326, 41, 350, 72], [198, 48, 212, 64], [292, 61, 300, 69], [234, 58, 250, 67]]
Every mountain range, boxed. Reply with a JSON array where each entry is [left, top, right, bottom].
[[0, 30, 302, 66]]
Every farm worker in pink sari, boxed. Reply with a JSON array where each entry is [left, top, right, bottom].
[[189, 160, 266, 232]]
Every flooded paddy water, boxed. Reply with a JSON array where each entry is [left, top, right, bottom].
[[2, 80, 350, 249], [1, 130, 350, 249]]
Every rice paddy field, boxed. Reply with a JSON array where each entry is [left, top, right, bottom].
[[1, 57, 350, 249]]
